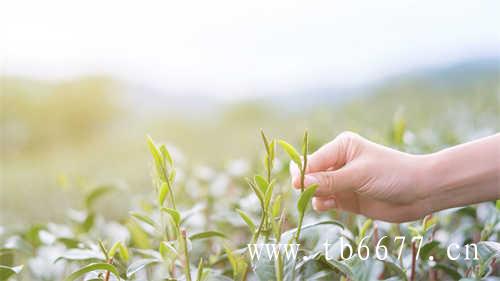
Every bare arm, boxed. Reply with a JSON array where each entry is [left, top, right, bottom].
[[421, 134, 500, 213]]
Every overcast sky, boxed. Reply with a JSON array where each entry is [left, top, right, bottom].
[[2, 0, 499, 98]]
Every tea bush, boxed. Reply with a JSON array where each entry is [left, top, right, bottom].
[[1, 126, 499, 281]]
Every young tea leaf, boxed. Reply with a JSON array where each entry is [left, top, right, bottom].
[[189, 231, 228, 241], [246, 178, 264, 206], [126, 258, 161, 278], [278, 140, 302, 170], [64, 263, 120, 281], [159, 144, 173, 166], [130, 212, 157, 228], [109, 242, 129, 262], [0, 265, 23, 281], [254, 175, 269, 194], [158, 182, 170, 206], [159, 241, 178, 260], [297, 184, 318, 214], [85, 185, 117, 210], [146, 135, 167, 182], [264, 180, 275, 210], [160, 207, 181, 226], [272, 195, 282, 218], [235, 208, 256, 234]]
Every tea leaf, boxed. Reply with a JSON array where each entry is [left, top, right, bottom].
[[297, 184, 318, 214], [260, 129, 271, 154], [85, 185, 117, 209], [264, 180, 275, 210], [130, 212, 157, 228], [235, 208, 256, 234], [147, 135, 166, 182], [272, 195, 282, 218], [126, 258, 161, 278], [159, 241, 178, 260], [159, 144, 173, 166], [254, 175, 269, 194], [189, 230, 228, 241], [64, 263, 120, 281], [278, 140, 302, 169], [420, 241, 440, 261], [160, 207, 181, 226], [359, 219, 372, 238], [246, 178, 264, 206], [158, 182, 169, 206], [54, 249, 105, 263], [0, 265, 23, 281], [196, 258, 204, 281], [169, 168, 176, 184], [109, 242, 129, 262]]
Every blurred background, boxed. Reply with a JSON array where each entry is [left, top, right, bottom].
[[1, 0, 499, 224]]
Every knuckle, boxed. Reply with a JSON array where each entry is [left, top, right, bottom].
[[319, 173, 335, 192]]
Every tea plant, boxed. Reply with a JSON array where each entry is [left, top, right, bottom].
[[0, 128, 499, 281]]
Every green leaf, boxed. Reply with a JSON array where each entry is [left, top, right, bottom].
[[297, 184, 318, 214], [126, 258, 161, 278], [264, 180, 275, 210], [246, 179, 264, 206], [434, 264, 461, 280], [196, 258, 204, 281], [189, 231, 228, 241], [0, 265, 23, 281], [254, 175, 269, 194], [284, 220, 344, 237], [235, 208, 256, 234], [63, 263, 120, 281], [160, 207, 181, 226], [130, 212, 157, 228], [158, 182, 170, 206], [359, 219, 372, 239], [108, 242, 129, 262], [278, 140, 302, 169], [496, 200, 500, 210], [159, 241, 178, 260], [159, 144, 173, 166], [380, 256, 408, 281], [55, 249, 105, 263], [146, 135, 167, 182], [420, 241, 440, 261], [272, 195, 282, 218], [260, 129, 271, 153], [85, 185, 117, 209]]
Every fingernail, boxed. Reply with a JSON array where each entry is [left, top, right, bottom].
[[304, 175, 319, 186], [323, 198, 336, 209]]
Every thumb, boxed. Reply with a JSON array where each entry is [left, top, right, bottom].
[[299, 167, 358, 196]]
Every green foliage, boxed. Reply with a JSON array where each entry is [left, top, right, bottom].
[[1, 121, 500, 280]]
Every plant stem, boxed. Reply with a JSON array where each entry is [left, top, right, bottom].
[[181, 229, 192, 281], [252, 211, 267, 244], [104, 258, 113, 281], [410, 241, 417, 281], [294, 211, 305, 243]]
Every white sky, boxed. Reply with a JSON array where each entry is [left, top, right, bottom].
[[1, 0, 499, 98]]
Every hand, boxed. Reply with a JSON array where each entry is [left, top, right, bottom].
[[290, 131, 430, 223], [290, 132, 500, 223]]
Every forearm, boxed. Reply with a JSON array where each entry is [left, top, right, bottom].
[[421, 134, 500, 213]]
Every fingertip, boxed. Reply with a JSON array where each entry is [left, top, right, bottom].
[[291, 176, 301, 189], [313, 197, 336, 212]]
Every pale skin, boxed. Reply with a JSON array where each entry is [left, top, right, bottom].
[[290, 132, 500, 223]]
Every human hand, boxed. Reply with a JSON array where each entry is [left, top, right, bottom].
[[290, 132, 429, 223]]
